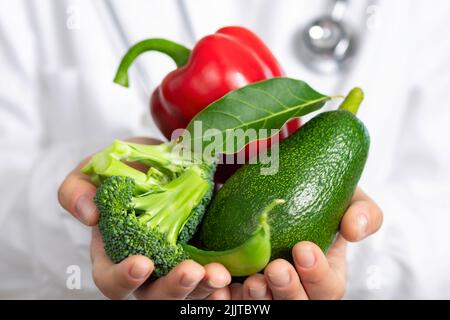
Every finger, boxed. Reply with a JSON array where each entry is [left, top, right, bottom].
[[243, 274, 272, 300], [207, 287, 231, 300], [230, 283, 244, 300], [326, 235, 348, 278], [292, 240, 346, 300], [340, 188, 383, 242], [264, 259, 308, 300], [136, 260, 205, 300], [58, 158, 99, 226], [90, 227, 154, 299], [188, 263, 231, 300]]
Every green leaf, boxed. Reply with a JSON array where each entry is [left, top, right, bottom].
[[183, 77, 330, 155]]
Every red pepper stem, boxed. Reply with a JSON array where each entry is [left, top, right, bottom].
[[113, 38, 191, 87]]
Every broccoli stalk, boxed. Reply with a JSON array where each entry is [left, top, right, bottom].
[[81, 140, 197, 192], [131, 165, 210, 245], [82, 139, 278, 277]]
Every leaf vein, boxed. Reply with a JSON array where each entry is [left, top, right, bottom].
[[247, 87, 289, 110], [207, 110, 245, 125], [193, 97, 328, 142], [227, 97, 274, 115], [285, 86, 309, 103]]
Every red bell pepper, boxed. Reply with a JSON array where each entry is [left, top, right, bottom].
[[114, 26, 301, 179], [114, 26, 301, 138]]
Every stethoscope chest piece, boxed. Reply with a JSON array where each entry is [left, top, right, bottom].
[[295, 0, 358, 74]]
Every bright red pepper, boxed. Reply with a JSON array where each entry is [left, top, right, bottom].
[[114, 26, 301, 179]]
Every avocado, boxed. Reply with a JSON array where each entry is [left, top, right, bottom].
[[199, 89, 370, 259]]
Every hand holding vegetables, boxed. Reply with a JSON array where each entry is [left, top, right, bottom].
[[57, 26, 383, 300], [58, 140, 382, 300], [58, 82, 384, 300], [59, 138, 232, 300], [78, 81, 372, 273]]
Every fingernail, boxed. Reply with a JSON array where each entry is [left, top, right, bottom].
[[129, 261, 150, 280], [297, 247, 316, 268], [357, 213, 369, 239], [268, 270, 290, 287], [75, 195, 96, 224], [180, 274, 201, 288], [249, 284, 267, 299]]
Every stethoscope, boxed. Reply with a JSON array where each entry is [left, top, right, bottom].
[[295, 0, 357, 74]]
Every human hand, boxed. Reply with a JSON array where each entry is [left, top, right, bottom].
[[210, 188, 383, 300], [89, 226, 230, 299], [58, 138, 231, 300]]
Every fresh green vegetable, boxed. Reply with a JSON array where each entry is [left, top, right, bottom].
[[200, 88, 370, 259], [82, 140, 216, 276], [82, 140, 282, 276]]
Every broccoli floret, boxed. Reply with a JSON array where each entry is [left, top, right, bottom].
[[82, 140, 216, 276], [82, 139, 277, 277]]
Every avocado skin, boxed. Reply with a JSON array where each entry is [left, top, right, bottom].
[[200, 110, 370, 259]]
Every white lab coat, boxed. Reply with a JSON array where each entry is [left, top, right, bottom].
[[1, 0, 449, 299]]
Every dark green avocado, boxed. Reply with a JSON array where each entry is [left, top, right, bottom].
[[199, 89, 370, 259]]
